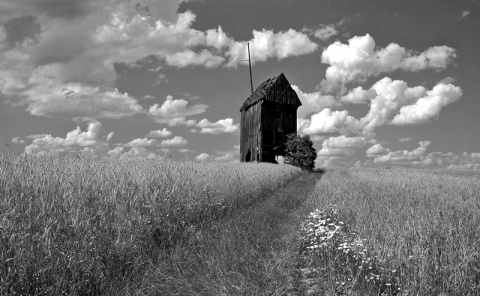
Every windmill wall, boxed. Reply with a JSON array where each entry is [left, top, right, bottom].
[[240, 73, 301, 163]]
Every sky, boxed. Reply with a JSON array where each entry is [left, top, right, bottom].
[[0, 0, 479, 169]]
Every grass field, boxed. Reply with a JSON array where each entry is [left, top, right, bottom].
[[2, 153, 479, 295], [300, 168, 480, 295], [0, 153, 300, 295]]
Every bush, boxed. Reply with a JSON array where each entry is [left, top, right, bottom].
[[284, 134, 317, 171]]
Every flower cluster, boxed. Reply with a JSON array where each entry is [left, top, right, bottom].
[[300, 205, 345, 252], [299, 205, 400, 295]]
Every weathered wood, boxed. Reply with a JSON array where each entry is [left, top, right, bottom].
[[240, 73, 301, 163]]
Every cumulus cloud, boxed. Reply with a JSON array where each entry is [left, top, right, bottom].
[[225, 29, 317, 67], [195, 150, 239, 162], [159, 136, 187, 147], [298, 108, 361, 135], [108, 146, 124, 157], [0, 2, 317, 118], [420, 151, 480, 170], [179, 148, 195, 153], [461, 11, 471, 19], [121, 138, 157, 147], [214, 152, 238, 162], [365, 143, 480, 169], [146, 128, 172, 137], [323, 135, 368, 149], [366, 144, 391, 157], [25, 120, 110, 154], [196, 118, 239, 134], [360, 77, 428, 131], [165, 49, 225, 68], [319, 34, 456, 93], [316, 135, 367, 166], [0, 0, 96, 22], [373, 141, 430, 164], [390, 83, 462, 125], [299, 75, 461, 167], [340, 86, 376, 105], [303, 18, 347, 42], [196, 153, 211, 161], [123, 147, 157, 158], [149, 95, 207, 117], [149, 95, 207, 126], [399, 137, 412, 142], [11, 137, 26, 144], [2, 15, 41, 49], [107, 146, 161, 159], [312, 25, 338, 41], [293, 85, 338, 119], [23, 83, 144, 118]]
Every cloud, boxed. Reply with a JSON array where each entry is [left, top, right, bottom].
[[312, 25, 338, 41], [366, 144, 391, 157], [179, 148, 195, 153], [0, 0, 96, 22], [323, 135, 368, 149], [373, 141, 431, 164], [225, 29, 317, 67], [390, 83, 462, 125], [316, 135, 367, 166], [0, 3, 317, 118], [359, 77, 428, 131], [303, 18, 347, 42], [298, 108, 361, 135], [400, 46, 457, 72], [195, 118, 239, 134], [214, 152, 238, 162], [340, 86, 376, 105], [146, 128, 172, 137], [108, 146, 124, 157], [438, 76, 456, 84], [315, 148, 363, 167], [121, 147, 157, 158], [461, 11, 471, 19], [121, 138, 157, 147], [365, 143, 480, 169], [2, 15, 41, 49], [420, 151, 480, 170], [23, 83, 144, 118], [194, 151, 239, 162], [399, 137, 412, 142], [319, 34, 456, 93], [108, 145, 162, 159], [149, 95, 207, 126], [165, 49, 225, 68], [159, 136, 187, 147], [11, 137, 26, 144], [292, 85, 338, 119], [25, 120, 110, 154], [196, 152, 211, 161]]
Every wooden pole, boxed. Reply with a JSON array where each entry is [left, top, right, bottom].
[[248, 42, 253, 94]]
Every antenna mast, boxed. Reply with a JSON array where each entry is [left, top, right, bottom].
[[247, 42, 253, 94]]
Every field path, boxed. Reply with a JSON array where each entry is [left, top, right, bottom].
[[142, 172, 322, 295]]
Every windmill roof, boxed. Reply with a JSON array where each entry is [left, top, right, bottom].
[[240, 73, 301, 111]]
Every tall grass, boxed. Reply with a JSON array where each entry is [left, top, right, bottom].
[[0, 153, 300, 295], [303, 168, 480, 295]]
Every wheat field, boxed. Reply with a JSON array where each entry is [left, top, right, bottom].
[[301, 168, 480, 295], [0, 153, 300, 295]]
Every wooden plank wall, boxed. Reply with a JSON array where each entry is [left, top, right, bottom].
[[240, 75, 301, 162], [263, 76, 300, 106], [260, 101, 298, 162], [240, 102, 262, 162]]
